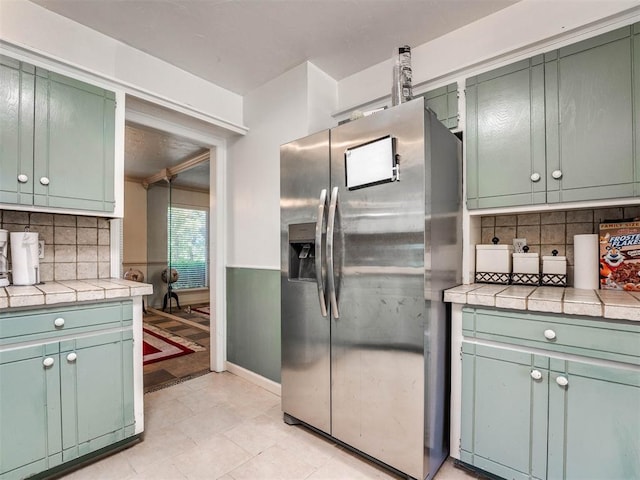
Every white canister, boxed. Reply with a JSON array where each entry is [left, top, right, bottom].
[[542, 250, 567, 275], [10, 231, 40, 285], [513, 250, 540, 274], [476, 238, 513, 274]]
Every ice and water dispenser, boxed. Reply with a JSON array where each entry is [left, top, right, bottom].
[[288, 222, 317, 281]]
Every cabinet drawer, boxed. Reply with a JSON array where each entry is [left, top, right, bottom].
[[462, 307, 640, 365], [0, 300, 133, 345]]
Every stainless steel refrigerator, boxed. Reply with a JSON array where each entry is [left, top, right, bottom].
[[280, 98, 462, 480]]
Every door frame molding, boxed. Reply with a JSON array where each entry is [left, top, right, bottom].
[[124, 105, 229, 372]]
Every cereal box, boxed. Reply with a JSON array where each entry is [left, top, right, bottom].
[[599, 221, 640, 291]]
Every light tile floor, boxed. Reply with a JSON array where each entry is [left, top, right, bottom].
[[63, 372, 486, 480]]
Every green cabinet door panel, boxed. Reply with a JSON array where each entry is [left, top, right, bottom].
[[34, 68, 116, 212], [634, 24, 640, 191], [461, 343, 548, 480], [547, 359, 640, 480], [60, 330, 134, 461], [545, 25, 637, 203], [0, 55, 34, 205], [466, 56, 546, 209], [421, 83, 459, 129], [0, 344, 62, 480]]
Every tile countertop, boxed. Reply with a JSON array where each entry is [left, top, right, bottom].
[[444, 284, 640, 322], [0, 279, 153, 309]]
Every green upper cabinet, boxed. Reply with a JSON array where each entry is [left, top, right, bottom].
[[545, 25, 639, 203], [0, 56, 35, 205], [420, 82, 459, 130], [466, 56, 546, 209], [466, 22, 640, 209], [0, 55, 116, 213]]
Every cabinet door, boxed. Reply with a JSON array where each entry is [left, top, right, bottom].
[[33, 68, 116, 212], [0, 344, 62, 479], [0, 55, 34, 205], [421, 82, 459, 129], [548, 359, 640, 480], [545, 24, 638, 203], [466, 56, 546, 209], [461, 343, 548, 480], [60, 330, 134, 461]]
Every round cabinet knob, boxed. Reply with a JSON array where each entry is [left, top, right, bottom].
[[66, 352, 77, 363], [552, 170, 563, 180], [530, 172, 541, 182], [544, 329, 556, 340], [43, 357, 55, 368], [17, 174, 29, 183], [54, 317, 65, 328], [530, 370, 543, 380], [40, 177, 50, 186], [556, 376, 569, 387]]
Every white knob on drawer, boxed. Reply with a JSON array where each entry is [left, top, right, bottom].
[[544, 329, 556, 340], [556, 376, 569, 387], [40, 177, 50, 186], [43, 357, 54, 368], [530, 172, 541, 182], [54, 317, 65, 328], [552, 170, 563, 179], [17, 174, 28, 183], [530, 370, 542, 380], [66, 352, 77, 363]]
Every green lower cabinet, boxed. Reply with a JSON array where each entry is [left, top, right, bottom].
[[0, 344, 62, 479], [547, 359, 640, 480], [60, 330, 135, 462], [0, 329, 134, 479], [461, 342, 640, 480], [461, 343, 548, 480]]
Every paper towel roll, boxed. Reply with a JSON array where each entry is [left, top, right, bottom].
[[10, 231, 39, 285], [573, 234, 599, 289]]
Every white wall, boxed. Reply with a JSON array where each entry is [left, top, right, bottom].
[[337, 0, 640, 113], [226, 62, 337, 268], [0, 0, 244, 132]]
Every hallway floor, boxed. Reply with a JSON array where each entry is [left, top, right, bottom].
[[143, 306, 211, 392], [62, 372, 487, 480]]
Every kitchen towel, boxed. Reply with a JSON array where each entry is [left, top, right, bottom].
[[573, 234, 599, 289]]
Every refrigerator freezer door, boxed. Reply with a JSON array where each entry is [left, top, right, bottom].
[[329, 100, 427, 479], [280, 130, 331, 434]]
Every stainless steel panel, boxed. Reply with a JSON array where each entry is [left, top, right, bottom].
[[330, 100, 427, 479], [280, 130, 331, 433]]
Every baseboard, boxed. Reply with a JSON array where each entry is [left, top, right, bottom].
[[225, 361, 281, 397]]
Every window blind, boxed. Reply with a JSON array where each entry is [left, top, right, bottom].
[[168, 206, 209, 290]]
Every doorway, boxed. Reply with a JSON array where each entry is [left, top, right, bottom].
[[122, 96, 227, 390]]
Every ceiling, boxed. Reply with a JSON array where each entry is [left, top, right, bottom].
[[125, 123, 210, 191], [29, 0, 519, 96], [28, 0, 520, 190]]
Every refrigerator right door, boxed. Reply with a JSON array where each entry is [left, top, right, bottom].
[[328, 100, 427, 479]]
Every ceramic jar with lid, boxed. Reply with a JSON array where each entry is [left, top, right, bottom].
[[475, 237, 513, 284], [541, 249, 567, 286], [512, 245, 540, 285]]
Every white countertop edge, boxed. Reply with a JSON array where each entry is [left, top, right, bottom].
[[0, 279, 153, 310], [445, 284, 640, 322]]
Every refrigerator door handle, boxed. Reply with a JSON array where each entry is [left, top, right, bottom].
[[327, 186, 339, 319], [315, 189, 328, 317]]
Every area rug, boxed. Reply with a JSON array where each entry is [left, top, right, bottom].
[[192, 305, 210, 316], [143, 324, 206, 365]]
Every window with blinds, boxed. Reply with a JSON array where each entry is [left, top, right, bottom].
[[168, 206, 209, 290]]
